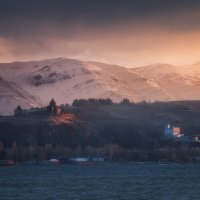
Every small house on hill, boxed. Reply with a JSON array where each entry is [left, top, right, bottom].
[[47, 98, 61, 115], [164, 124, 200, 143], [14, 105, 23, 116]]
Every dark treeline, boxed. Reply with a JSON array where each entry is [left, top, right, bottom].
[[72, 98, 114, 107], [72, 98, 139, 106], [1, 98, 200, 162]]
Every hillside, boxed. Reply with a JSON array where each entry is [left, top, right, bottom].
[[1, 58, 200, 115], [132, 63, 200, 100], [1, 100, 200, 162], [1, 100, 200, 147], [0, 113, 82, 147], [0, 76, 40, 115]]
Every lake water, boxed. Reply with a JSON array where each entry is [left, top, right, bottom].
[[1, 163, 200, 200]]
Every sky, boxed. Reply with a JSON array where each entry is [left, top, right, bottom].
[[1, 0, 200, 67]]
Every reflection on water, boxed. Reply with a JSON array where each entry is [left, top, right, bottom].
[[1, 163, 200, 200]]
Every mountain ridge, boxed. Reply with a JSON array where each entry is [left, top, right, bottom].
[[0, 57, 200, 115]]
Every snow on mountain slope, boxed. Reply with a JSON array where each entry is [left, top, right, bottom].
[[181, 62, 200, 86], [131, 63, 200, 100], [0, 58, 167, 109], [0, 76, 41, 115], [0, 58, 125, 113], [0, 58, 200, 115], [182, 62, 200, 76]]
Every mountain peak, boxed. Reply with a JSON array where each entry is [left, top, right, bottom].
[[0, 58, 200, 115]]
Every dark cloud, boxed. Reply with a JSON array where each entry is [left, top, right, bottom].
[[1, 0, 200, 39], [1, 0, 200, 66]]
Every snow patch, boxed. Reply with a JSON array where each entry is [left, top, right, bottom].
[[86, 63, 102, 71]]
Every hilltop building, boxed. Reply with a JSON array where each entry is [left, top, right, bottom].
[[14, 98, 61, 116], [47, 98, 61, 115], [165, 124, 184, 138], [164, 124, 200, 142], [14, 106, 23, 116]]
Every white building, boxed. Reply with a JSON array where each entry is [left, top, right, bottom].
[[165, 124, 184, 138]]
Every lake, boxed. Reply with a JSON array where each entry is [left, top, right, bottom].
[[0, 163, 200, 200]]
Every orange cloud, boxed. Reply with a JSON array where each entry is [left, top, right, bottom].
[[1, 23, 200, 67]]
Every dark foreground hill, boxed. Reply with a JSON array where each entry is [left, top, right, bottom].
[[0, 100, 200, 162]]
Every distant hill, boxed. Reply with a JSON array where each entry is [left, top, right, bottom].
[[1, 58, 200, 115]]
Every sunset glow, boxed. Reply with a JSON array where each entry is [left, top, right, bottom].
[[1, 3, 200, 199], [1, 0, 200, 67]]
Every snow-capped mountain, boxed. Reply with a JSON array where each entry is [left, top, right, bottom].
[[0, 57, 200, 115], [0, 76, 40, 115], [132, 63, 200, 100]]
